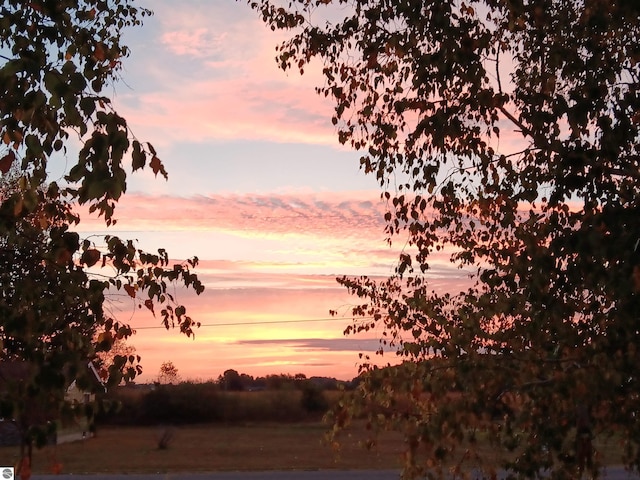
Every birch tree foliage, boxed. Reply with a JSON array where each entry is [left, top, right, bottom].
[[0, 0, 203, 456], [249, 0, 640, 478]]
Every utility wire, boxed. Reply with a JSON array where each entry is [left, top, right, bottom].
[[131, 316, 373, 330]]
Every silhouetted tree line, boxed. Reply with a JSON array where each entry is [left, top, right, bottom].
[[216, 369, 347, 392]]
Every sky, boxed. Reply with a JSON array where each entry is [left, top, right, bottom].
[[68, 0, 471, 383]]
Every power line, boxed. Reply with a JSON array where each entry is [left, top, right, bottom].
[[131, 316, 372, 330]]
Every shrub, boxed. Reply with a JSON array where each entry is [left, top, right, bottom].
[[97, 381, 337, 425], [300, 381, 329, 415]]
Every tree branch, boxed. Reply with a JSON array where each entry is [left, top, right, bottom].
[[497, 105, 533, 138]]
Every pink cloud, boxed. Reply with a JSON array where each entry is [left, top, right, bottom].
[[113, 2, 538, 167], [77, 1, 540, 383], [73, 189, 475, 283], [117, 76, 336, 147], [161, 29, 228, 58], [75, 190, 387, 239], [113, 267, 472, 382], [112, 3, 339, 148], [123, 282, 402, 382], [76, 189, 472, 382]]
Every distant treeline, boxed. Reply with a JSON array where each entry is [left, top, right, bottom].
[[96, 372, 353, 425], [213, 370, 355, 392]]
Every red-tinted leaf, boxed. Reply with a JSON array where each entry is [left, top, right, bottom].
[[144, 299, 155, 316], [81, 248, 101, 267], [0, 150, 15, 173], [131, 140, 145, 171], [124, 284, 136, 298], [149, 155, 168, 179], [94, 43, 106, 61]]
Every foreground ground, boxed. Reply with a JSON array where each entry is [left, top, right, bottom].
[[1, 423, 405, 474], [0, 422, 636, 477]]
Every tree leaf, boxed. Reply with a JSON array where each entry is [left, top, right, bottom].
[[123, 284, 136, 298], [0, 151, 15, 174], [144, 298, 155, 316], [149, 155, 168, 179], [81, 248, 101, 267], [131, 140, 145, 171]]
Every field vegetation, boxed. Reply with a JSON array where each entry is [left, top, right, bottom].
[[0, 417, 627, 475], [0, 373, 399, 474], [97, 374, 339, 425], [0, 375, 630, 475], [0, 421, 407, 474]]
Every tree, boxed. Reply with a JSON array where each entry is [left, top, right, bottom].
[[0, 0, 203, 461], [300, 380, 328, 414], [219, 369, 244, 391], [157, 361, 180, 385], [249, 1, 640, 478], [95, 334, 139, 384]]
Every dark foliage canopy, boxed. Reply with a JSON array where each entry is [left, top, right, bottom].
[[250, 0, 640, 478], [0, 0, 203, 455]]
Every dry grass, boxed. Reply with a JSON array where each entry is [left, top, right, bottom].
[[0, 421, 628, 475], [0, 422, 405, 474]]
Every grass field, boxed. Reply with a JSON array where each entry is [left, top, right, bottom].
[[0, 422, 406, 474], [0, 421, 629, 475]]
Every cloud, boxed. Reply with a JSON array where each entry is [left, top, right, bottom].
[[74, 189, 474, 284], [114, 0, 535, 177], [74, 190, 388, 265], [117, 76, 336, 147], [77, 190, 384, 235], [84, 0, 505, 384], [236, 337, 390, 353], [161, 29, 228, 58], [133, 329, 393, 381], [113, 1, 338, 148]]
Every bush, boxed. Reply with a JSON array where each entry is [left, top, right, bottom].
[[97, 381, 336, 425], [300, 381, 329, 414]]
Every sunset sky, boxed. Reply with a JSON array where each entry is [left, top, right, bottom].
[[69, 0, 471, 383]]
